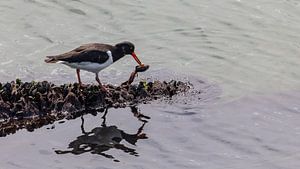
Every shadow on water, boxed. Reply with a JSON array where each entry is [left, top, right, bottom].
[[54, 106, 150, 162]]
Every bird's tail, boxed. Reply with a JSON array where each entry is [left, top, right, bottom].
[[44, 56, 58, 63]]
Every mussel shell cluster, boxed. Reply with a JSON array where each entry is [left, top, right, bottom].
[[0, 79, 190, 136]]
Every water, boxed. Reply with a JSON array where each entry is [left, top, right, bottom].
[[0, 0, 300, 168]]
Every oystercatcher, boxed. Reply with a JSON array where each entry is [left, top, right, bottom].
[[45, 41, 144, 91]]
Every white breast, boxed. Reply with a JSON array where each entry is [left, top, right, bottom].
[[59, 51, 114, 73]]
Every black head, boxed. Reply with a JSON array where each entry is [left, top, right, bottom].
[[115, 41, 143, 66], [115, 41, 135, 55]]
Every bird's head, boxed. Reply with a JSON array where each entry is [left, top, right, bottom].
[[115, 41, 143, 66]]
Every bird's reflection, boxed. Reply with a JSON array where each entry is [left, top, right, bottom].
[[55, 106, 149, 162]]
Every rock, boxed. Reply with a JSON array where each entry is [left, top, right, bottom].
[[0, 78, 191, 136]]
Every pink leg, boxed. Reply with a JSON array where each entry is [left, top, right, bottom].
[[95, 73, 107, 92], [76, 69, 83, 86]]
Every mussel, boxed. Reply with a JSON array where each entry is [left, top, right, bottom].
[[135, 65, 149, 72]]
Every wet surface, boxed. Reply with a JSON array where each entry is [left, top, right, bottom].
[[0, 77, 218, 169], [0, 89, 300, 169], [0, 79, 189, 137], [0, 0, 300, 168], [55, 107, 148, 163], [0, 106, 152, 168]]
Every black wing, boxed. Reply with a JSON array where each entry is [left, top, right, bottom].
[[60, 50, 110, 64], [49, 43, 115, 64]]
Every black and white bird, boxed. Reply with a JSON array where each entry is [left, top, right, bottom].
[[45, 41, 144, 91]]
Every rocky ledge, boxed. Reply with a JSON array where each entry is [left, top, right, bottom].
[[0, 78, 190, 137]]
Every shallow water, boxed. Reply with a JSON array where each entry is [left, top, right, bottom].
[[1, 90, 300, 169], [0, 0, 300, 168]]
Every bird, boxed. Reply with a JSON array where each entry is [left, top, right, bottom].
[[45, 41, 144, 91]]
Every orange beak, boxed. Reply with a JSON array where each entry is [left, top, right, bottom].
[[131, 52, 144, 66]]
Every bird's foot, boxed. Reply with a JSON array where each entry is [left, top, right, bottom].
[[99, 85, 109, 93], [79, 83, 88, 88]]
